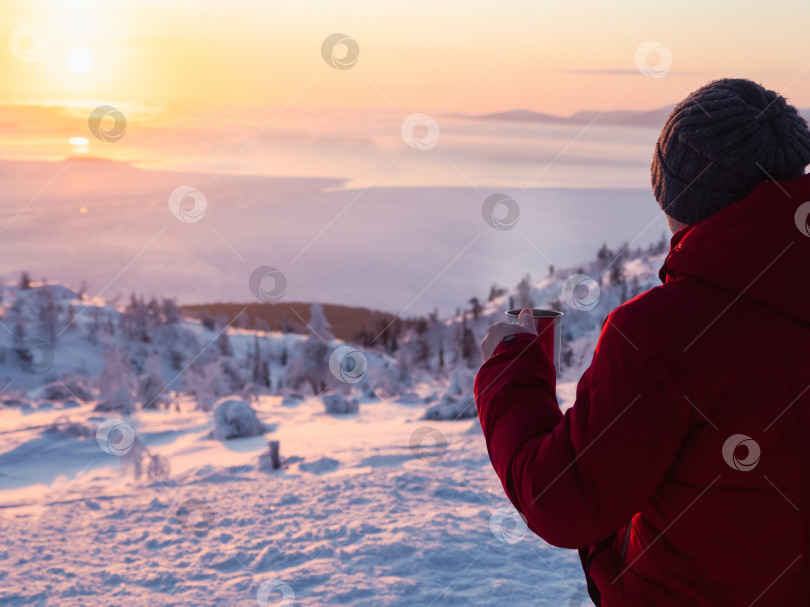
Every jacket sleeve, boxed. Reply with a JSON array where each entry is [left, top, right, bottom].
[[474, 303, 693, 548]]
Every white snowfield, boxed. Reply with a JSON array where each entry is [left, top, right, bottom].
[[0, 247, 665, 606], [0, 394, 591, 607]]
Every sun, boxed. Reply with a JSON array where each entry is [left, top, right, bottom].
[[66, 48, 94, 74]]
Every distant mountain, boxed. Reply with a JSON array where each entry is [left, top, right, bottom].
[[475, 106, 674, 129], [475, 106, 810, 130]]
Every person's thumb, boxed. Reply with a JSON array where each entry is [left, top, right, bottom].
[[517, 308, 536, 332]]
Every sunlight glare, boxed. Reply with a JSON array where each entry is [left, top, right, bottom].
[[66, 48, 94, 74], [70, 136, 88, 154]]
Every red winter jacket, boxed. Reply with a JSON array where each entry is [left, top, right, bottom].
[[474, 173, 810, 606]]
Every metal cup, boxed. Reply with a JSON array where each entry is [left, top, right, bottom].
[[505, 308, 564, 375]]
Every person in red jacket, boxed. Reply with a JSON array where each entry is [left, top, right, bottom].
[[474, 78, 810, 606]]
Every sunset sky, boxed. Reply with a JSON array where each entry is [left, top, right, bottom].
[[0, 0, 809, 189], [2, 0, 810, 120], [0, 1, 808, 311]]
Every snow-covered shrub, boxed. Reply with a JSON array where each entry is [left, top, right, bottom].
[[281, 393, 303, 407], [366, 360, 402, 399], [40, 377, 94, 402], [122, 436, 170, 482], [425, 395, 476, 421], [212, 397, 264, 440], [360, 383, 376, 398], [425, 368, 476, 420], [323, 391, 359, 414], [393, 392, 421, 404], [46, 416, 94, 438], [299, 456, 340, 473], [1, 397, 30, 408]]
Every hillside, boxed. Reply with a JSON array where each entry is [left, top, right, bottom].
[[0, 237, 671, 605], [178, 301, 398, 342]]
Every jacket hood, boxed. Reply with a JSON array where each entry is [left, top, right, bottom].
[[659, 172, 810, 325]]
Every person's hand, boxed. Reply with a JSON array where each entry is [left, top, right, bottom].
[[480, 307, 537, 362]]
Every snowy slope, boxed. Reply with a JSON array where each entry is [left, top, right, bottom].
[[0, 242, 669, 606]]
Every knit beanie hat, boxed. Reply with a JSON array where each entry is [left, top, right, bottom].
[[651, 78, 810, 225]]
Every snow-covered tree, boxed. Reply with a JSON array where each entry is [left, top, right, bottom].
[[515, 274, 533, 309], [248, 335, 271, 388], [97, 346, 138, 414], [138, 355, 169, 409], [487, 283, 506, 302], [37, 285, 59, 346], [459, 317, 478, 369], [427, 309, 447, 373], [188, 361, 232, 411], [469, 297, 482, 320], [285, 304, 334, 395], [123, 293, 151, 342], [217, 328, 233, 357], [162, 298, 180, 324]]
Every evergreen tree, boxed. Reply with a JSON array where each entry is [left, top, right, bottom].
[[217, 328, 233, 357], [38, 286, 59, 346], [469, 297, 482, 320], [250, 335, 271, 388], [516, 274, 533, 309], [487, 283, 506, 302], [427, 308, 447, 373], [460, 317, 477, 369]]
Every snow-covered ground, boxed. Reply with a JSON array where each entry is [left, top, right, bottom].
[[0, 390, 593, 607], [0, 245, 667, 606]]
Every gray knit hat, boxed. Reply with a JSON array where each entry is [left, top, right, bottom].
[[651, 78, 810, 225]]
